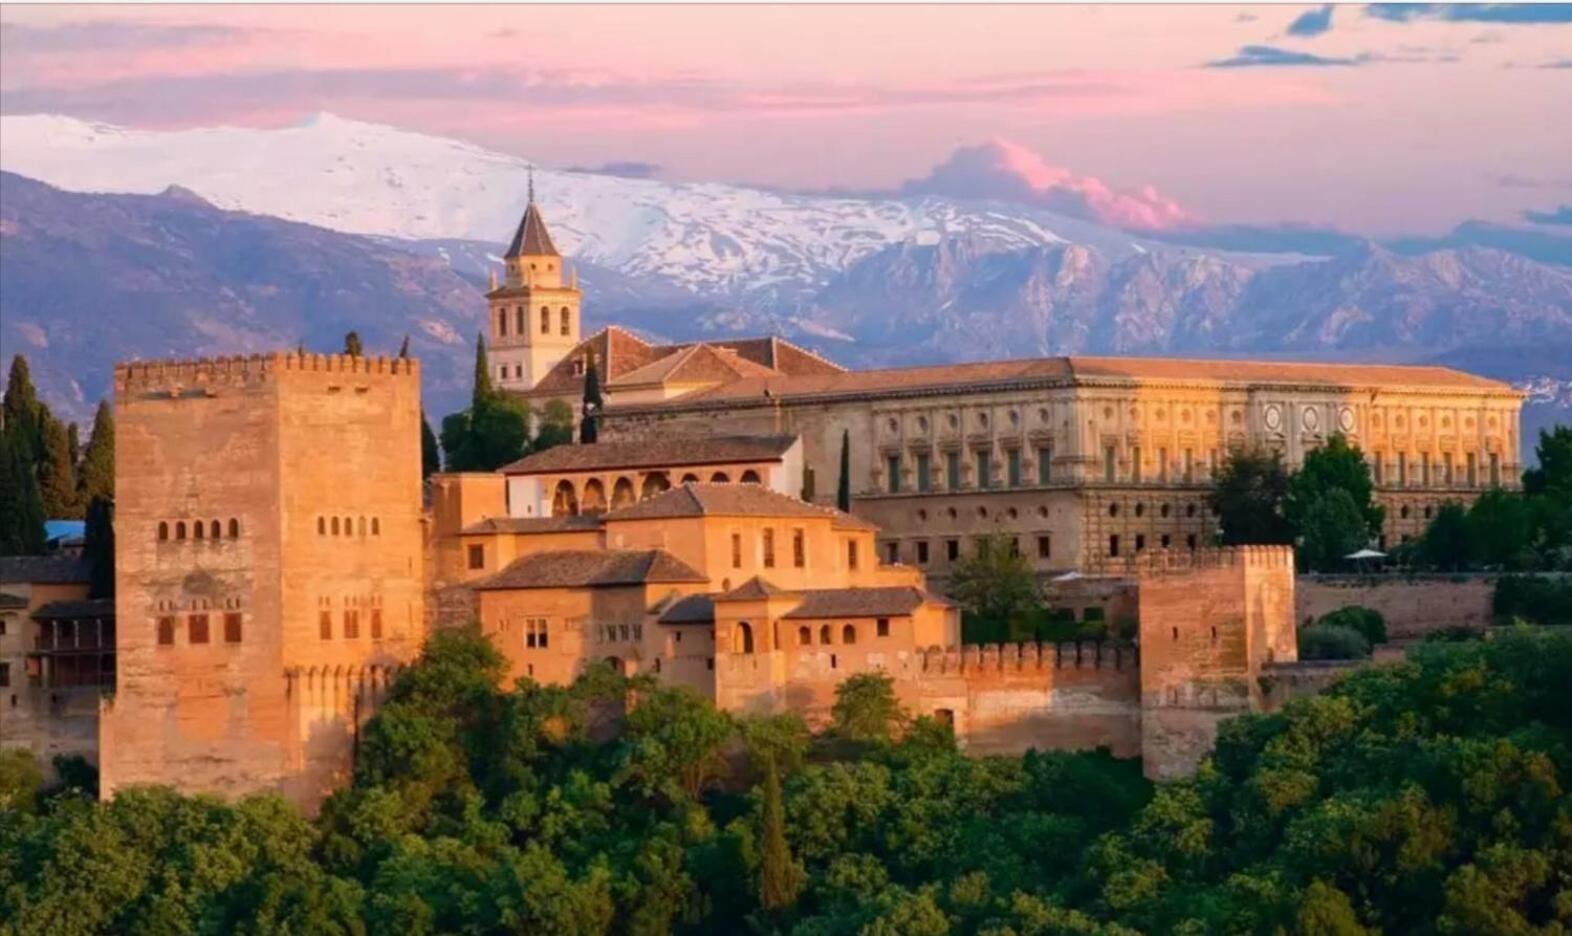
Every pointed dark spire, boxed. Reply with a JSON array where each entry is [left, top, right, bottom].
[[505, 168, 559, 259]]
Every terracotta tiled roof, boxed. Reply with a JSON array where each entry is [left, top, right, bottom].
[[476, 549, 707, 590], [0, 592, 28, 611], [613, 353, 1512, 410], [656, 594, 715, 625], [505, 201, 559, 258], [781, 586, 935, 619], [0, 556, 91, 585], [460, 516, 604, 535], [501, 435, 797, 475], [1063, 356, 1512, 390], [673, 336, 845, 377], [609, 343, 781, 388], [32, 598, 115, 620], [605, 482, 870, 528], [716, 576, 795, 601]]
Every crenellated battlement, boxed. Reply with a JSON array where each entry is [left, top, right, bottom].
[[115, 350, 420, 396], [918, 640, 1139, 675], [1114, 544, 1295, 578]]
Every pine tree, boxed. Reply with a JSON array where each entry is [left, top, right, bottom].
[[420, 409, 441, 478], [78, 400, 115, 506], [36, 411, 80, 519], [473, 333, 495, 408], [343, 331, 364, 356], [2, 354, 42, 460], [836, 429, 851, 512], [0, 426, 47, 555], [580, 349, 602, 444], [398, 335, 412, 359], [84, 495, 115, 599], [758, 755, 802, 911]]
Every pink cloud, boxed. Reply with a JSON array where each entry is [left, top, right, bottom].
[[899, 139, 1192, 230]]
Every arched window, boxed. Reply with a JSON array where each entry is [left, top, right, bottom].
[[175, 521, 187, 540], [710, 472, 730, 483], [560, 307, 571, 336], [820, 624, 832, 645], [158, 521, 169, 541], [343, 516, 353, 535], [640, 473, 670, 499], [581, 479, 607, 514], [740, 470, 761, 484], [552, 480, 579, 517], [210, 519, 221, 539], [318, 517, 326, 535], [611, 477, 636, 510], [735, 621, 755, 654], [192, 520, 203, 540], [681, 473, 700, 484], [516, 307, 526, 334], [842, 624, 857, 645], [331, 517, 340, 535], [798, 626, 811, 646], [370, 518, 379, 536], [229, 518, 240, 538], [540, 306, 550, 333], [359, 516, 367, 536], [498, 308, 508, 337]]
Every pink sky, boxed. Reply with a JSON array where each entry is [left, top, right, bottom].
[[2, 4, 1570, 234]]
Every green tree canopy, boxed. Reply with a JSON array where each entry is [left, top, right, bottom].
[[1208, 446, 1294, 545], [35, 410, 80, 519], [1466, 487, 1535, 569], [1286, 434, 1383, 537], [0, 426, 47, 554], [830, 672, 907, 745], [1420, 501, 1472, 570], [2, 353, 42, 460], [534, 398, 575, 453], [1296, 487, 1369, 571], [947, 531, 1040, 620]]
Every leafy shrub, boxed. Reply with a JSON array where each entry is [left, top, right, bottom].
[[1493, 574, 1572, 626], [1297, 623, 1372, 660], [1316, 605, 1388, 645], [1424, 625, 1482, 643]]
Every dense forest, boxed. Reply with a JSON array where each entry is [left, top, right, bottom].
[[3, 627, 1570, 935]]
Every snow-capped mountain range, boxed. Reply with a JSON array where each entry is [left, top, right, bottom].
[[0, 113, 1270, 303]]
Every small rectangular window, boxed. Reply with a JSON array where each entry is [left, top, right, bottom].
[[1183, 449, 1194, 483], [916, 452, 932, 492], [158, 616, 176, 646], [1466, 452, 1477, 487], [886, 454, 901, 494], [1135, 534, 1146, 552], [946, 538, 959, 562], [371, 608, 383, 639], [731, 532, 743, 568], [976, 450, 992, 490], [1158, 447, 1168, 483], [848, 539, 859, 570], [876, 618, 890, 637], [1132, 446, 1143, 483], [1037, 445, 1052, 484], [1489, 452, 1500, 487], [947, 451, 962, 491], [1109, 534, 1121, 557], [1373, 451, 1384, 484], [0, 662, 8, 687], [793, 529, 806, 568], [1007, 449, 1021, 488], [1105, 447, 1117, 482], [916, 540, 930, 564], [467, 544, 485, 570], [224, 613, 242, 644], [344, 609, 359, 639], [1037, 535, 1051, 559], [319, 610, 332, 640], [763, 528, 776, 568], [885, 541, 899, 564], [189, 614, 209, 645], [1397, 451, 1408, 485]]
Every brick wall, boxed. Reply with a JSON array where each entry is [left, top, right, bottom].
[[1296, 575, 1495, 636]]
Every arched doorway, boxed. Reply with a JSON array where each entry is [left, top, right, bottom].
[[552, 480, 579, 516], [581, 478, 607, 514], [640, 472, 671, 499], [734, 621, 755, 654], [611, 477, 636, 509]]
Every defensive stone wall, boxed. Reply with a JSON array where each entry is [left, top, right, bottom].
[[1296, 574, 1495, 636]]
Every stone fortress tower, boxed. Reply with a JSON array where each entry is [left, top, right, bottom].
[[487, 173, 582, 393], [100, 351, 426, 812]]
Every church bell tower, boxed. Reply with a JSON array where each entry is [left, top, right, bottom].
[[488, 171, 582, 392]]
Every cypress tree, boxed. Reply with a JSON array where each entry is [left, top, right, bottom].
[[36, 411, 80, 519], [580, 349, 602, 444], [837, 429, 851, 512], [67, 422, 81, 472], [343, 331, 364, 356], [421, 410, 441, 478], [2, 354, 42, 460], [0, 427, 47, 555], [84, 495, 115, 599], [78, 401, 115, 506], [472, 333, 495, 408], [758, 755, 802, 911]]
